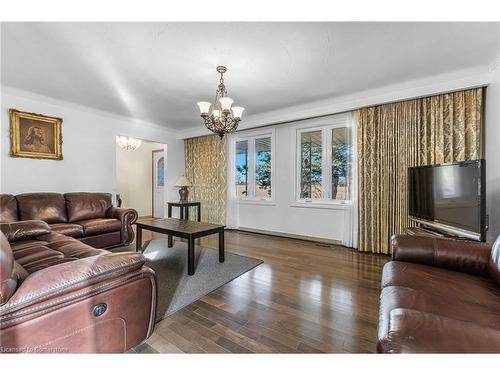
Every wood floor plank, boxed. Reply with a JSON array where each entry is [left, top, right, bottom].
[[136, 230, 388, 353]]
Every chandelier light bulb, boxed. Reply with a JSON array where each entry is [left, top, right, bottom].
[[117, 136, 142, 151]]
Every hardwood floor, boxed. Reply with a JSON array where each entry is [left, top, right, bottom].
[[131, 230, 389, 353]]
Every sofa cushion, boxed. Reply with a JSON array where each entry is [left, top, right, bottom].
[[382, 261, 500, 309], [385, 308, 500, 353], [49, 223, 84, 238], [39, 233, 109, 258], [12, 262, 29, 284], [0, 194, 18, 223], [0, 220, 51, 242], [76, 218, 121, 236], [378, 285, 500, 349], [16, 193, 68, 223], [12, 244, 65, 274], [64, 193, 113, 222], [490, 236, 500, 286], [0, 232, 17, 305]]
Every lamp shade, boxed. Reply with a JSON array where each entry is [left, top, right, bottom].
[[197, 101, 212, 115], [218, 97, 234, 111], [232, 106, 245, 119], [174, 175, 192, 187]]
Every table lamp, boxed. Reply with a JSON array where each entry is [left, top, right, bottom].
[[174, 176, 192, 202]]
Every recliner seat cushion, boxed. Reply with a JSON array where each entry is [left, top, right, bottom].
[[49, 223, 84, 238], [16, 193, 68, 223], [76, 218, 121, 236], [0, 194, 18, 223], [10, 233, 110, 274], [12, 244, 65, 273], [382, 261, 500, 310], [65, 193, 112, 222]]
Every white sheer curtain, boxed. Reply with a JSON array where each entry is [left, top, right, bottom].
[[225, 133, 239, 229], [342, 112, 358, 248]]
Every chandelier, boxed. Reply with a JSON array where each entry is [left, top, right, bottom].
[[117, 136, 142, 151], [197, 66, 245, 139]]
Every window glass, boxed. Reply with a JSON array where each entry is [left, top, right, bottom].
[[300, 130, 323, 199], [235, 140, 249, 197], [157, 156, 164, 187], [331, 127, 351, 200], [255, 137, 272, 198]]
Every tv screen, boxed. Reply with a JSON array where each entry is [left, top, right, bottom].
[[408, 159, 485, 239]]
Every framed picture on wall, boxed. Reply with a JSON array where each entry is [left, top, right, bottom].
[[9, 108, 63, 160]]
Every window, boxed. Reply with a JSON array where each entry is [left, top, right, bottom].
[[156, 156, 164, 187], [255, 137, 272, 198], [296, 123, 352, 203], [235, 140, 249, 197], [234, 132, 274, 200], [331, 127, 351, 200], [300, 130, 322, 199]]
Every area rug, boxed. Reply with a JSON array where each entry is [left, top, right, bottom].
[[116, 239, 263, 322]]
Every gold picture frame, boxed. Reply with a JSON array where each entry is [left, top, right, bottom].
[[9, 109, 63, 160]]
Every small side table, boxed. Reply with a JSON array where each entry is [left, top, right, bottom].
[[167, 201, 201, 247]]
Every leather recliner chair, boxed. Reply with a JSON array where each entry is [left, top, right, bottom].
[[0, 220, 156, 353], [0, 192, 137, 249], [378, 234, 500, 353]]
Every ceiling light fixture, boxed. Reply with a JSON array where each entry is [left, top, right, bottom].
[[117, 136, 142, 151], [197, 66, 244, 139]]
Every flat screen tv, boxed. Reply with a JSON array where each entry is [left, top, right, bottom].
[[408, 159, 486, 241]]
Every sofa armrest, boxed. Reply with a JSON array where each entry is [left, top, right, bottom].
[[0, 251, 145, 316], [384, 308, 500, 353], [106, 207, 138, 244], [391, 234, 492, 277]]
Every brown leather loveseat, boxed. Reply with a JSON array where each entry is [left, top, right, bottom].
[[377, 234, 500, 353], [0, 220, 156, 353], [0, 192, 137, 249]]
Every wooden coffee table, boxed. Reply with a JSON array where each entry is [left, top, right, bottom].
[[135, 218, 225, 275]]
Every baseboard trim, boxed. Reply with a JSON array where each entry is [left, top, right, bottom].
[[233, 227, 342, 246]]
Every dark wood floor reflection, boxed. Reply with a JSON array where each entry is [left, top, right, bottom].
[[132, 230, 389, 353]]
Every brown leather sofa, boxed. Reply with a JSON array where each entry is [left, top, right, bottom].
[[0, 192, 138, 249], [0, 220, 156, 353], [378, 234, 500, 353]]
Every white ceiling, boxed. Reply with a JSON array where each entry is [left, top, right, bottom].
[[2, 22, 499, 133]]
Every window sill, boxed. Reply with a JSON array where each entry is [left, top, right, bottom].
[[237, 199, 277, 206], [289, 201, 350, 210]]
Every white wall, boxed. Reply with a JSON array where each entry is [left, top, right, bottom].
[[485, 53, 500, 242], [231, 67, 500, 244], [116, 141, 164, 217], [181, 66, 492, 139], [0, 87, 185, 212], [229, 115, 350, 243]]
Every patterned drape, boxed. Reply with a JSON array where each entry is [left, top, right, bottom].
[[185, 135, 227, 225], [357, 88, 484, 254]]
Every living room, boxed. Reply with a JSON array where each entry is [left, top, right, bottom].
[[1, 1, 500, 373]]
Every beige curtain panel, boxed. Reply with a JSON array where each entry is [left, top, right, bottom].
[[185, 135, 227, 225], [357, 88, 484, 254]]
